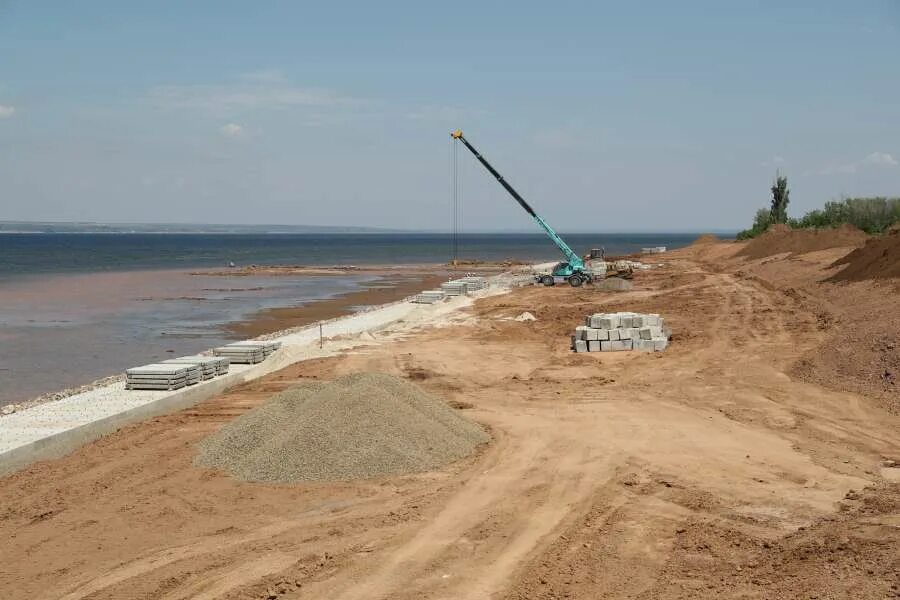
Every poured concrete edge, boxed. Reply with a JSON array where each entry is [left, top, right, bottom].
[[0, 288, 495, 477]]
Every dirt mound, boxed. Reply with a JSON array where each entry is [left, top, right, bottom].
[[195, 372, 489, 482], [691, 233, 720, 245], [827, 225, 900, 282], [738, 223, 868, 260]]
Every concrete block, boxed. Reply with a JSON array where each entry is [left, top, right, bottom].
[[639, 326, 662, 340], [585, 328, 600, 341], [574, 340, 588, 353], [596, 328, 610, 341], [604, 340, 632, 351], [619, 328, 632, 340], [653, 338, 668, 351], [575, 325, 588, 340], [589, 315, 604, 328], [608, 329, 620, 341], [588, 340, 601, 352], [595, 316, 618, 329], [645, 314, 661, 327], [621, 316, 633, 328], [633, 339, 655, 352], [631, 316, 644, 328]]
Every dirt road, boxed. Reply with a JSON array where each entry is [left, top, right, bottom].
[[1, 241, 898, 599]]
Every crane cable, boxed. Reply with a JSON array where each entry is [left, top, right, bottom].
[[450, 136, 461, 267]]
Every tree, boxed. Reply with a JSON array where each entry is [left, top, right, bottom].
[[770, 172, 790, 224]]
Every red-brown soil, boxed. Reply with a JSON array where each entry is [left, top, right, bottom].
[[828, 225, 900, 282], [738, 223, 868, 260], [0, 239, 898, 599]]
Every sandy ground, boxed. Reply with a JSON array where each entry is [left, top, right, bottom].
[[1, 241, 899, 599]]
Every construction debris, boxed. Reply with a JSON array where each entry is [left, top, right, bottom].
[[195, 373, 489, 482], [572, 312, 670, 353]]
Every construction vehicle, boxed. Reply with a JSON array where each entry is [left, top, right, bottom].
[[450, 129, 593, 287]]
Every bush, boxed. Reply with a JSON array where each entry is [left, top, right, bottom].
[[736, 208, 773, 240], [793, 197, 899, 234]]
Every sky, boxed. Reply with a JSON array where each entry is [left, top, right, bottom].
[[1, 1, 899, 232]]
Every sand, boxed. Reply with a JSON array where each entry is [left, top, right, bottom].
[[195, 373, 489, 482], [1, 240, 898, 600]]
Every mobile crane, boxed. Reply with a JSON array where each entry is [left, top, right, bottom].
[[451, 129, 592, 287]]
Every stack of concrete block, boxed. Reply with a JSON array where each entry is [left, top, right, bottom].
[[572, 312, 670, 353], [641, 246, 667, 254], [125, 364, 196, 390], [412, 290, 446, 304]]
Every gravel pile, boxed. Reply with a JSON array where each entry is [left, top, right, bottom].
[[195, 372, 489, 482]]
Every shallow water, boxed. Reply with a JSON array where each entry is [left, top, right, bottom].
[[0, 270, 375, 405]]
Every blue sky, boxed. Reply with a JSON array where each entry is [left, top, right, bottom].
[[1, 1, 898, 231]]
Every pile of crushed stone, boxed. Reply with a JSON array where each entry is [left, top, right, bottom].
[[828, 224, 900, 282], [195, 372, 489, 482], [738, 223, 868, 260]]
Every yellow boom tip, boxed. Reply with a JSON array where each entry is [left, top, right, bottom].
[[450, 129, 463, 139]]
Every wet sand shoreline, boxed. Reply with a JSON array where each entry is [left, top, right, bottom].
[[224, 271, 449, 338]]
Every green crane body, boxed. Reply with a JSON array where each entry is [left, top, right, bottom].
[[451, 130, 591, 287]]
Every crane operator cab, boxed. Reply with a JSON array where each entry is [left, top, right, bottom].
[[536, 262, 593, 287]]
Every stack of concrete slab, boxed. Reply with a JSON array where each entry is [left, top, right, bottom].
[[457, 276, 488, 291], [439, 276, 488, 297], [641, 246, 667, 254], [572, 312, 670, 353], [440, 281, 468, 296], [412, 290, 446, 304], [125, 364, 196, 390], [226, 340, 281, 357], [163, 356, 229, 380], [213, 341, 280, 364]]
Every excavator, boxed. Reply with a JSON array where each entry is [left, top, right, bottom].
[[451, 129, 603, 287]]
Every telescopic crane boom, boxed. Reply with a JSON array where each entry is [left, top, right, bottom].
[[450, 129, 591, 286]]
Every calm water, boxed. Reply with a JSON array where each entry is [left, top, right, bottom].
[[0, 232, 709, 405], [0, 232, 707, 277]]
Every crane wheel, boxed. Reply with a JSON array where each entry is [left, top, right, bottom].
[[568, 275, 584, 287], [540, 275, 555, 286]]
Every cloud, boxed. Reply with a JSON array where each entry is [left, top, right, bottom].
[[149, 74, 362, 117], [405, 105, 480, 123], [240, 68, 289, 84], [818, 151, 898, 175], [0, 104, 15, 118], [862, 151, 898, 166], [220, 123, 244, 138]]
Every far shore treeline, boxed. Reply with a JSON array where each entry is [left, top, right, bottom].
[[738, 175, 900, 239]]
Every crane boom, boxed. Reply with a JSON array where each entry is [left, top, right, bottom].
[[450, 130, 585, 271]]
